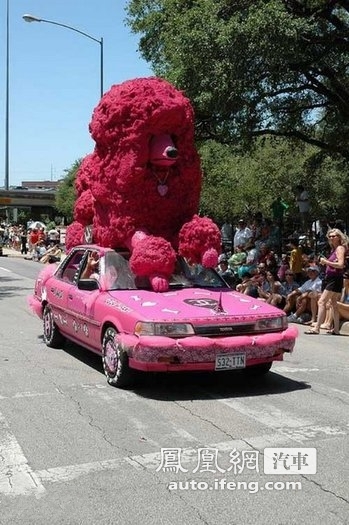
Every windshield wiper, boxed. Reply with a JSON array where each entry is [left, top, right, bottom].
[[168, 282, 194, 289]]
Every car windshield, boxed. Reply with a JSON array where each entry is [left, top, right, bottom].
[[104, 252, 226, 291]]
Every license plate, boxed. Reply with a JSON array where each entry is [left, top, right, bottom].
[[215, 353, 246, 370]]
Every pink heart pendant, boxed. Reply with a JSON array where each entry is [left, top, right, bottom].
[[157, 184, 168, 196]]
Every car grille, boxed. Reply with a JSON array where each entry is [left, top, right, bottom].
[[194, 324, 257, 337]]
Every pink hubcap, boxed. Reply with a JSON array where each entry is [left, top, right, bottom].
[[105, 341, 117, 374], [45, 313, 51, 337]]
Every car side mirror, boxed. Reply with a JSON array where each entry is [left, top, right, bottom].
[[77, 278, 99, 291]]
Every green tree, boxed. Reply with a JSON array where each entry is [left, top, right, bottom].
[[55, 160, 81, 223], [198, 138, 348, 224], [126, 0, 349, 159]]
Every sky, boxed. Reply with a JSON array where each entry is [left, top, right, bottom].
[[0, 0, 152, 187]]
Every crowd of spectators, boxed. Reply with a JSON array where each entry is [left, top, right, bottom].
[[0, 221, 63, 264], [1, 212, 349, 332], [217, 214, 349, 333]]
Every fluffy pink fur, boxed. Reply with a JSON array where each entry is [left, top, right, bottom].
[[27, 263, 58, 317], [66, 77, 221, 291]]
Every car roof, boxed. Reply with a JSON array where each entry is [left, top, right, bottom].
[[72, 245, 131, 258]]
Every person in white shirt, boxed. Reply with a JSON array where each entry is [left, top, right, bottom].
[[285, 265, 322, 322], [233, 219, 253, 250]]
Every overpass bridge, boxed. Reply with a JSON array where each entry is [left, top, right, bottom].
[[0, 189, 56, 208]]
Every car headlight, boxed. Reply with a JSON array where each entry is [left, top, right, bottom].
[[255, 317, 286, 331], [134, 322, 195, 337]]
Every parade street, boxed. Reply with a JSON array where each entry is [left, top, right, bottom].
[[0, 256, 348, 525]]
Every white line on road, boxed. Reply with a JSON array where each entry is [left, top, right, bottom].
[[1, 382, 347, 496], [33, 423, 348, 486], [0, 391, 54, 400], [0, 411, 46, 497], [216, 397, 312, 429], [274, 366, 320, 373], [36, 458, 124, 484]]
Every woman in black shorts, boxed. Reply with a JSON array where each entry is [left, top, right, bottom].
[[305, 228, 348, 335]]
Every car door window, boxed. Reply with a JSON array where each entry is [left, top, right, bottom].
[[57, 250, 85, 284], [80, 250, 101, 282]]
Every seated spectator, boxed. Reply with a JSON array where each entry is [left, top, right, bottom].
[[33, 240, 47, 261], [40, 243, 62, 264], [233, 244, 259, 280], [248, 266, 269, 298], [285, 265, 322, 323], [228, 246, 247, 270], [217, 254, 235, 287], [257, 269, 283, 306], [245, 243, 259, 267], [253, 263, 267, 282], [280, 270, 299, 308], [257, 244, 278, 271], [236, 269, 258, 297], [277, 253, 290, 282]]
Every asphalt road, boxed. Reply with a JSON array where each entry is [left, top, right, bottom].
[[0, 257, 348, 525]]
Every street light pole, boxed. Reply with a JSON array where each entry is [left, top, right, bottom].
[[22, 14, 104, 99], [5, 0, 10, 190]]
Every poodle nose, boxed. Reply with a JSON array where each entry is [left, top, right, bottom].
[[164, 146, 178, 159], [150, 134, 178, 166]]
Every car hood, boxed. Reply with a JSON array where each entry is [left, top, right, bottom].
[[107, 288, 284, 322]]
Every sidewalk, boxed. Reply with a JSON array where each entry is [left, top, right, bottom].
[[0, 246, 67, 262], [0, 247, 29, 258]]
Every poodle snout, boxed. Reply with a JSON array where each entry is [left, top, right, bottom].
[[150, 134, 178, 166]]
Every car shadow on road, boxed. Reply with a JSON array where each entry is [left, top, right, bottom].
[[57, 340, 310, 401], [56, 340, 105, 374], [133, 369, 311, 401]]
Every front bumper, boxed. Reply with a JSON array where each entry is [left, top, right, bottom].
[[119, 326, 298, 372], [27, 294, 44, 319]]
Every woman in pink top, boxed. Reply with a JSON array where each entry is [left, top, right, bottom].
[[305, 229, 348, 335]]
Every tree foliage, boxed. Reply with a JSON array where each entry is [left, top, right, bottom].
[[126, 0, 349, 159], [198, 138, 349, 223], [55, 160, 81, 223]]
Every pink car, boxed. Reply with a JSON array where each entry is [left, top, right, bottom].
[[29, 245, 298, 388]]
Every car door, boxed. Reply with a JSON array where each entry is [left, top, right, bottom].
[[66, 248, 103, 349], [54, 248, 86, 340]]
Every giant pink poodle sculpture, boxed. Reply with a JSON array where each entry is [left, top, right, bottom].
[[66, 77, 221, 291]]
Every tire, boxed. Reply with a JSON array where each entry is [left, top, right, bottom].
[[43, 305, 65, 348], [102, 327, 135, 388], [244, 362, 272, 377]]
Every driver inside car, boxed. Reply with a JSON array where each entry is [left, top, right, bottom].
[[81, 251, 100, 280]]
